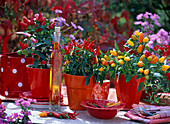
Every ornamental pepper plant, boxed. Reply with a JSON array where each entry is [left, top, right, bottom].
[[63, 38, 107, 86], [17, 11, 83, 69], [105, 31, 170, 98]]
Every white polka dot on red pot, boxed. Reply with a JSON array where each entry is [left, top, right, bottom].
[[5, 91, 8, 96], [1, 67, 3, 72], [12, 69, 17, 74], [18, 82, 23, 87], [20, 58, 25, 63]]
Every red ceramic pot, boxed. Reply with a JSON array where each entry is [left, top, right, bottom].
[[93, 80, 110, 100], [0, 53, 33, 98], [64, 73, 95, 110], [114, 74, 145, 110], [26, 65, 50, 98]]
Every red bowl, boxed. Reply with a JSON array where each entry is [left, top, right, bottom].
[[81, 99, 124, 119]]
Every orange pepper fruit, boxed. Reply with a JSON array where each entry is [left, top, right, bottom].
[[139, 32, 144, 43], [139, 54, 145, 61], [109, 60, 114, 64], [137, 61, 144, 67], [39, 112, 48, 117], [150, 56, 158, 64], [144, 69, 149, 75], [139, 68, 144, 73], [161, 65, 170, 71], [137, 45, 143, 53]]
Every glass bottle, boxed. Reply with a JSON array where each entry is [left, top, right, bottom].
[[49, 27, 62, 111]]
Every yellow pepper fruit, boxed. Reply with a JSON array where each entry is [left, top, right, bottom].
[[117, 56, 124, 59], [127, 40, 134, 47], [143, 37, 149, 42], [159, 57, 165, 63], [135, 31, 140, 36], [104, 55, 109, 61], [139, 68, 144, 73], [110, 50, 117, 56], [161, 65, 170, 71], [99, 67, 104, 72], [131, 35, 137, 40], [124, 57, 130, 61], [119, 59, 124, 65], [111, 63, 116, 67]]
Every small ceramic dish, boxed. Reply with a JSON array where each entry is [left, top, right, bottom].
[[81, 99, 124, 119]]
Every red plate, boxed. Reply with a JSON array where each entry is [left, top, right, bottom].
[[19, 91, 49, 102]]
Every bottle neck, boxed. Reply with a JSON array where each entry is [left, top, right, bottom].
[[54, 42, 60, 50]]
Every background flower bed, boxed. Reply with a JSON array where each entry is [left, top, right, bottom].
[[0, 0, 169, 53]]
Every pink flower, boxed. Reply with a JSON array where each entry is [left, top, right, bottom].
[[136, 13, 143, 20], [21, 101, 31, 108]]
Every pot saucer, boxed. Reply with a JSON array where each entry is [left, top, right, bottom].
[[19, 91, 49, 102]]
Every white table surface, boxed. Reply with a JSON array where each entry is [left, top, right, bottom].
[[2, 101, 141, 124]]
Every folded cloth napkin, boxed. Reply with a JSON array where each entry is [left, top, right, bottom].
[[124, 104, 170, 124]]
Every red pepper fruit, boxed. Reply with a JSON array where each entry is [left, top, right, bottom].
[[52, 112, 62, 119], [96, 46, 101, 56], [64, 45, 70, 55], [36, 28, 43, 32], [59, 113, 69, 119], [19, 42, 28, 50], [20, 22, 28, 29]]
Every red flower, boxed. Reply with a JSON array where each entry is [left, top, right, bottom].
[[23, 17, 30, 25], [165, 73, 170, 81], [20, 22, 28, 29], [96, 46, 101, 56], [145, 51, 151, 58], [30, 17, 35, 25], [36, 28, 43, 32]]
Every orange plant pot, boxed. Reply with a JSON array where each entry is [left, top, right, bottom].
[[64, 73, 95, 110], [114, 74, 145, 110], [26, 65, 50, 98], [93, 80, 110, 100]]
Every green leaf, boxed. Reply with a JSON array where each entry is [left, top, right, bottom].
[[85, 75, 91, 86], [114, 40, 119, 51], [38, 52, 47, 60], [143, 57, 147, 64], [153, 73, 163, 78], [126, 75, 133, 83], [44, 39, 51, 46], [137, 81, 144, 93], [33, 60, 39, 68], [136, 74, 143, 79]]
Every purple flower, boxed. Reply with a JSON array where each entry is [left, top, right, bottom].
[[27, 99, 36, 103], [141, 21, 149, 26], [56, 21, 63, 27], [55, 9, 62, 14], [71, 22, 77, 29], [0, 112, 6, 119], [21, 101, 30, 108], [157, 29, 168, 36], [69, 34, 75, 40], [16, 98, 24, 103], [143, 12, 152, 19], [78, 26, 84, 31], [80, 39, 84, 43], [21, 111, 31, 116], [136, 13, 143, 20], [150, 14, 160, 20], [7, 116, 14, 123], [134, 21, 142, 25], [154, 20, 161, 27]]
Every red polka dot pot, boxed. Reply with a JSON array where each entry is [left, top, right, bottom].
[[0, 53, 33, 98]]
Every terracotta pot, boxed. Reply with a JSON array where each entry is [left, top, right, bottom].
[[114, 74, 145, 110], [64, 73, 95, 110], [93, 80, 110, 100], [26, 65, 50, 98]]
